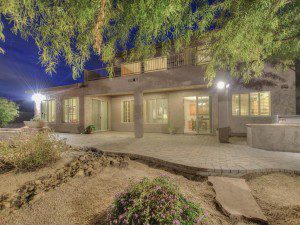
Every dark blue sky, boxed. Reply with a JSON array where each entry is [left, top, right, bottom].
[[0, 24, 104, 101]]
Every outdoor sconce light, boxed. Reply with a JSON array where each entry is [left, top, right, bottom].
[[217, 81, 226, 89], [216, 81, 230, 90], [32, 93, 46, 115]]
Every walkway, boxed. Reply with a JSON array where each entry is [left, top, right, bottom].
[[58, 132, 300, 176]]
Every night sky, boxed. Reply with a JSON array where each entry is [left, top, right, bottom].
[[0, 22, 104, 101]]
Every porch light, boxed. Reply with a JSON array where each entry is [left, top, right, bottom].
[[32, 93, 46, 115], [217, 81, 226, 89]]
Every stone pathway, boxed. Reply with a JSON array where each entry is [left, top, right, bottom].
[[58, 132, 300, 176], [208, 176, 267, 224]]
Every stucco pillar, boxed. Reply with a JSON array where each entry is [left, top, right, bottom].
[[56, 96, 62, 124], [218, 88, 230, 143], [134, 90, 144, 138], [296, 60, 300, 114], [78, 95, 85, 132]]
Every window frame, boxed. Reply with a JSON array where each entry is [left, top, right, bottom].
[[144, 98, 169, 124], [232, 92, 271, 117], [63, 97, 80, 124], [41, 99, 56, 123], [121, 99, 134, 123]]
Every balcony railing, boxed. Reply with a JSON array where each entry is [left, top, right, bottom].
[[84, 47, 209, 82]]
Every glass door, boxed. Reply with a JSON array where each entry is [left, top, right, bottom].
[[184, 96, 212, 134], [92, 99, 108, 131]]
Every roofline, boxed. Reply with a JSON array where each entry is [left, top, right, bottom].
[[25, 83, 82, 94]]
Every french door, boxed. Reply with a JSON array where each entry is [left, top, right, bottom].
[[92, 99, 108, 131], [184, 96, 212, 134]]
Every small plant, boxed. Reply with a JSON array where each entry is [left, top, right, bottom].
[[168, 124, 176, 134], [82, 125, 96, 134], [30, 115, 44, 122], [108, 176, 207, 224], [0, 130, 65, 171]]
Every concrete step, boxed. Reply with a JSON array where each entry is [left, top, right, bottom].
[[208, 176, 267, 224]]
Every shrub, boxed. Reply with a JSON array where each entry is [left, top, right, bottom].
[[108, 177, 207, 225], [0, 130, 65, 171], [0, 98, 19, 127]]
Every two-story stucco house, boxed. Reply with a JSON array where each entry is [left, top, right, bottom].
[[36, 47, 296, 139]]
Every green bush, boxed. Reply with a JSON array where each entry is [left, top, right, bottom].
[[108, 177, 207, 224], [0, 130, 65, 171], [0, 98, 19, 127]]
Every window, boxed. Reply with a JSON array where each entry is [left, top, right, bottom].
[[41, 99, 56, 122], [122, 100, 134, 123], [232, 92, 270, 116], [231, 94, 249, 116], [250, 93, 259, 116], [144, 98, 168, 124], [259, 92, 271, 116], [63, 98, 79, 123], [144, 57, 167, 73]]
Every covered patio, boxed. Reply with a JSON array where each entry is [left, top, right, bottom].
[[58, 132, 300, 175]]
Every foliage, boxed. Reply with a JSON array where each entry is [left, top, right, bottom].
[[108, 176, 207, 224], [30, 115, 45, 122], [0, 130, 65, 171], [0, 98, 19, 127], [82, 124, 96, 134], [0, 0, 299, 82]]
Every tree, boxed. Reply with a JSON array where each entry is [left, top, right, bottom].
[[0, 98, 19, 127], [0, 0, 299, 83]]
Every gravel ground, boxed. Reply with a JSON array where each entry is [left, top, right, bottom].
[[0, 159, 299, 225]]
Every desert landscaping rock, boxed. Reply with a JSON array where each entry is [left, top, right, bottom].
[[0, 151, 129, 212], [208, 176, 268, 224]]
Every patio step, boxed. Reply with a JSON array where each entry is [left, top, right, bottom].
[[208, 176, 267, 224]]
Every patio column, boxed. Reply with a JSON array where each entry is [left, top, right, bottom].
[[218, 88, 230, 143], [134, 89, 144, 138]]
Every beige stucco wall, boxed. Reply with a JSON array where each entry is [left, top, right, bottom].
[[110, 89, 218, 134], [40, 64, 296, 135]]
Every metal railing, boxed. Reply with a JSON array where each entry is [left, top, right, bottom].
[[84, 47, 209, 82]]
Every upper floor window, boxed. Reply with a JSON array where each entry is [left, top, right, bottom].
[[121, 100, 134, 123], [63, 98, 79, 123], [41, 99, 56, 122], [144, 57, 167, 73], [144, 98, 168, 124], [232, 92, 270, 117], [121, 62, 141, 76]]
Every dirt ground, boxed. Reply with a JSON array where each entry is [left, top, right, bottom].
[[0, 158, 299, 225]]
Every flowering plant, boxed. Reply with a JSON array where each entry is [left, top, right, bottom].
[[108, 176, 207, 224]]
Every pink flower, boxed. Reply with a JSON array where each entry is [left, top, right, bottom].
[[173, 219, 180, 225]]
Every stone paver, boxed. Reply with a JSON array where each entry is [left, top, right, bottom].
[[208, 176, 267, 223], [58, 132, 300, 175]]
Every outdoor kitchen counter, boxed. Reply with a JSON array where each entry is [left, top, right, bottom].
[[246, 124, 300, 153]]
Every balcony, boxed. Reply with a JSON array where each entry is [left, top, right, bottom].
[[84, 46, 210, 82]]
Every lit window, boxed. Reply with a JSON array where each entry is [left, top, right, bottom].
[[250, 92, 260, 116], [232, 94, 240, 116], [122, 100, 134, 123], [231, 94, 249, 116], [144, 98, 168, 124], [259, 92, 271, 116], [240, 94, 249, 116], [63, 98, 79, 123], [41, 99, 56, 122]]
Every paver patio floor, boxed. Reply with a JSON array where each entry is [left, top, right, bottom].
[[58, 132, 300, 174]]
